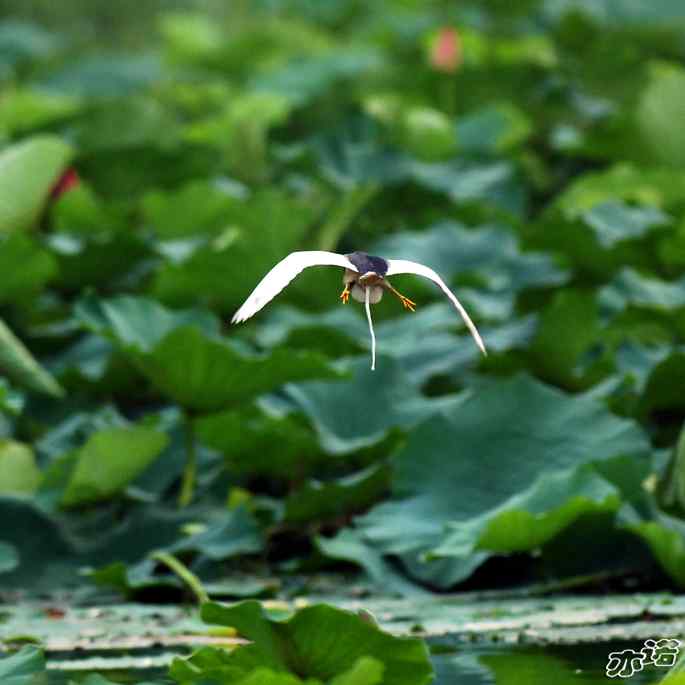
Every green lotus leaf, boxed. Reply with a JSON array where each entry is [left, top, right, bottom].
[[371, 221, 566, 295], [0, 20, 59, 67], [151, 188, 319, 311], [356, 374, 650, 587], [0, 87, 80, 135], [61, 425, 168, 507], [0, 440, 41, 497], [172, 600, 433, 685], [456, 102, 532, 155], [76, 295, 340, 412], [0, 541, 19, 574], [75, 293, 220, 353], [43, 54, 162, 97], [554, 163, 685, 219], [285, 357, 462, 454], [285, 463, 389, 524], [0, 135, 73, 232], [0, 646, 46, 685], [581, 200, 670, 248], [253, 51, 381, 108], [314, 116, 406, 190], [406, 159, 527, 217], [0, 318, 63, 397], [636, 61, 685, 168], [316, 528, 428, 598], [139, 326, 340, 413], [0, 233, 57, 304], [142, 178, 238, 239], [196, 404, 324, 478], [168, 506, 263, 561], [0, 497, 77, 589], [601, 267, 685, 316]]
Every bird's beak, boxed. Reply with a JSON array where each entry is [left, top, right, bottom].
[[359, 272, 382, 286]]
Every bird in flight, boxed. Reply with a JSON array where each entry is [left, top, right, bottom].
[[232, 250, 486, 370]]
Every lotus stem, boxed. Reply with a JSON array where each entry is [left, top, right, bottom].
[[151, 550, 208, 605], [178, 411, 196, 507], [316, 184, 378, 252]]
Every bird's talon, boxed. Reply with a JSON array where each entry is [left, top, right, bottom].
[[402, 296, 416, 312], [339, 286, 350, 304]]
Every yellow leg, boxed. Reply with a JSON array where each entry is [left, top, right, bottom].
[[385, 283, 416, 312], [339, 285, 350, 304]]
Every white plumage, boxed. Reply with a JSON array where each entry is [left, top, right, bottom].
[[231, 249, 486, 366], [231, 251, 357, 324], [385, 258, 486, 356]]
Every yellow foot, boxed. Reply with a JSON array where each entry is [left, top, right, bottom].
[[385, 281, 417, 312], [400, 295, 416, 312], [339, 286, 350, 304]]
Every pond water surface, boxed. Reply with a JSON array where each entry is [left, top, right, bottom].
[[45, 641, 668, 684]]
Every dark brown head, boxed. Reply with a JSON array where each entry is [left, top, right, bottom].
[[346, 251, 389, 277]]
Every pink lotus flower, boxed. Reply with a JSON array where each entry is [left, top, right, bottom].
[[49, 167, 80, 201], [430, 27, 462, 74]]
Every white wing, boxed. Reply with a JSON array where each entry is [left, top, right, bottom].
[[231, 251, 357, 323], [386, 259, 487, 355]]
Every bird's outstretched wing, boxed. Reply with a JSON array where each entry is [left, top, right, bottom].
[[231, 251, 357, 323], [386, 259, 487, 355]]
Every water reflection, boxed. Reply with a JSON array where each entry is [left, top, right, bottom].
[[432, 642, 664, 684]]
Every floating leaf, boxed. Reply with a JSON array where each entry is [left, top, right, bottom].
[[170, 600, 433, 685], [0, 646, 46, 685]]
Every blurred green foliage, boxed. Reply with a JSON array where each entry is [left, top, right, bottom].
[[2, 0, 685, 645]]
